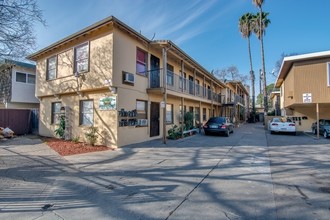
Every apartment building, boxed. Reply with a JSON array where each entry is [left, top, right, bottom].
[[275, 51, 330, 132], [28, 16, 247, 147], [0, 59, 39, 109], [222, 81, 249, 124]]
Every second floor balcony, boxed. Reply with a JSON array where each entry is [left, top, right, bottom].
[[147, 68, 225, 104]]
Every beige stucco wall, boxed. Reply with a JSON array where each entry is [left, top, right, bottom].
[[39, 90, 118, 147], [36, 33, 114, 97]]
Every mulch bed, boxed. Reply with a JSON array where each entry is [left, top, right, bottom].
[[43, 138, 112, 156]]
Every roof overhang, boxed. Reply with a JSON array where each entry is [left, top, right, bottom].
[[27, 16, 151, 61], [275, 50, 330, 88]]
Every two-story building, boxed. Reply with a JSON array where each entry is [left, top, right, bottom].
[[275, 51, 330, 132], [28, 16, 241, 147], [0, 59, 39, 109], [221, 81, 249, 124]]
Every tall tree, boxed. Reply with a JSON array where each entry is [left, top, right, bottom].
[[239, 12, 256, 121], [252, 0, 270, 114], [0, 0, 45, 60]]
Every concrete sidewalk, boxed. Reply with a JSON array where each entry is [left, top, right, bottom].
[[1, 123, 328, 219]]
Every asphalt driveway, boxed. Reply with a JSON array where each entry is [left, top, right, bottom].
[[0, 124, 329, 219]]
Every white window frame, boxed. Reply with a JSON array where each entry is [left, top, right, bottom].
[[46, 55, 57, 80], [51, 102, 62, 124], [74, 42, 89, 74], [80, 100, 93, 126]]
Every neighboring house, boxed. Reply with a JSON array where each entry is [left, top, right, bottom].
[[0, 59, 39, 109], [221, 81, 249, 123], [275, 51, 330, 132], [27, 16, 238, 147]]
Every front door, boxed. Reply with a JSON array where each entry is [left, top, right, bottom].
[[150, 55, 160, 88], [150, 102, 160, 137]]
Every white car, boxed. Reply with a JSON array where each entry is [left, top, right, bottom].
[[269, 117, 296, 135]]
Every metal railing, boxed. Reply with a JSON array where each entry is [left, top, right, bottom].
[[148, 69, 224, 104]]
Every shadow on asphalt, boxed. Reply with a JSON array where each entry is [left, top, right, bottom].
[[0, 122, 329, 219]]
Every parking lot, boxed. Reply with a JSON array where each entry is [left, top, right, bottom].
[[0, 123, 329, 219]]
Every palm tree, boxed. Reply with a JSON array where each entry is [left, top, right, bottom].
[[252, 0, 270, 115], [239, 13, 256, 122]]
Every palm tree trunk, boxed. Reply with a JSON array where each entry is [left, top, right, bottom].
[[259, 8, 268, 115], [247, 36, 255, 122]]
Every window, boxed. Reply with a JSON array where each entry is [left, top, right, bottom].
[[51, 102, 62, 124], [203, 108, 206, 121], [166, 104, 173, 124], [195, 107, 200, 122], [167, 64, 174, 86], [136, 100, 147, 119], [16, 72, 35, 84], [28, 74, 36, 84], [80, 100, 93, 126], [47, 56, 57, 80], [136, 48, 147, 76], [327, 62, 330, 86], [16, 72, 26, 83], [74, 42, 89, 73]]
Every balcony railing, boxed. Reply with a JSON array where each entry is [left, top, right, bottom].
[[148, 68, 224, 104]]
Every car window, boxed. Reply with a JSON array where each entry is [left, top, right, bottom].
[[273, 118, 280, 122], [208, 117, 225, 123], [324, 120, 330, 126]]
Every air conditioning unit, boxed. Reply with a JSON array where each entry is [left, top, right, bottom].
[[137, 119, 148, 126], [123, 72, 135, 84]]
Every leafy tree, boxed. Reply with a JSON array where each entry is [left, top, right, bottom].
[[239, 12, 256, 117], [252, 0, 270, 114], [0, 0, 45, 60], [256, 83, 277, 111]]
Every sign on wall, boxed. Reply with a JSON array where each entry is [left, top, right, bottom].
[[302, 93, 312, 103], [99, 96, 116, 110]]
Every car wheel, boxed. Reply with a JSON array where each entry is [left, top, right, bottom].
[[224, 130, 229, 137], [270, 130, 274, 134], [204, 131, 209, 136], [324, 131, 328, 138]]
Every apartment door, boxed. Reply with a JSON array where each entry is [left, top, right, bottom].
[[150, 102, 160, 137], [150, 55, 160, 88]]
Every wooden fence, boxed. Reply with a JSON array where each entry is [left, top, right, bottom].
[[0, 109, 39, 135]]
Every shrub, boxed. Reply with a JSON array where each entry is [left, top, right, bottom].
[[72, 136, 80, 143], [84, 126, 98, 146], [184, 112, 194, 130], [168, 125, 181, 139], [54, 115, 65, 139]]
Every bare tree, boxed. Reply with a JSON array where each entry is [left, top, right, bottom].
[[0, 0, 45, 60], [213, 65, 248, 84]]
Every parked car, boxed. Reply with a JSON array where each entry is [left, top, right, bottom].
[[269, 117, 296, 135], [311, 119, 330, 138], [203, 117, 234, 137]]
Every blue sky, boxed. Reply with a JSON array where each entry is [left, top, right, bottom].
[[34, 0, 330, 89]]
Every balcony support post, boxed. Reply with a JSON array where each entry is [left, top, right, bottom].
[[162, 46, 168, 144]]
